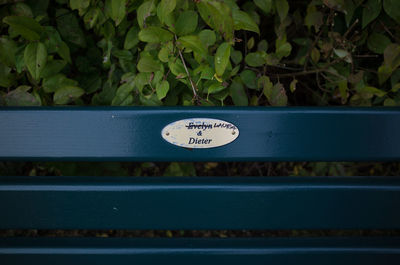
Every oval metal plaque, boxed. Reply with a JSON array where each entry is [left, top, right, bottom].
[[162, 118, 239, 149]]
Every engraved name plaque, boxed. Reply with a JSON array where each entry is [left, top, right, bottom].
[[161, 118, 239, 149]]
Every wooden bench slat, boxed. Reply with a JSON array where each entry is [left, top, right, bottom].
[[1, 237, 400, 265], [1, 107, 400, 161], [1, 176, 399, 230]]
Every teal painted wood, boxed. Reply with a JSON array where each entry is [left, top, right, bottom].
[[1, 176, 399, 230], [1, 237, 400, 265], [1, 107, 400, 161]]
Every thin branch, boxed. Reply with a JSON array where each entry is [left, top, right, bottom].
[[174, 35, 199, 102], [343, 19, 359, 40], [379, 20, 400, 43], [268, 59, 344, 79], [303, 9, 335, 71]]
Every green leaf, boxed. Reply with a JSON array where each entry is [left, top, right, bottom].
[[240, 70, 257, 89], [105, 0, 126, 26], [112, 82, 135, 106], [198, 65, 214, 80], [198, 29, 216, 47], [0, 64, 16, 87], [101, 20, 115, 40], [245, 51, 266, 67], [11, 3, 34, 18], [58, 41, 71, 64], [158, 45, 172, 62], [259, 75, 273, 92], [43, 74, 78, 93], [360, 86, 386, 97], [24, 42, 47, 81], [70, 0, 90, 13], [156, 80, 170, 100], [383, 0, 400, 23], [338, 80, 348, 104], [157, 0, 176, 24], [231, 50, 242, 65], [168, 59, 186, 78], [175, 10, 198, 36], [391, 69, 400, 87], [367, 32, 391, 54], [26, 0, 49, 17], [0, 38, 16, 67], [344, 0, 357, 27], [384, 44, 400, 69], [311, 47, 320, 63], [214, 42, 231, 77], [54, 86, 85, 105], [229, 77, 248, 106], [124, 27, 140, 50], [3, 16, 43, 41], [178, 35, 208, 58], [164, 162, 196, 177], [44, 26, 62, 54], [138, 53, 162, 73], [276, 0, 289, 22], [384, 98, 396, 106], [305, 4, 324, 32], [139, 26, 173, 43], [264, 82, 288, 106], [290, 79, 298, 93], [254, 0, 273, 14], [276, 40, 292, 59], [333, 48, 352, 63], [40, 60, 67, 79], [392, 83, 400, 92], [4, 86, 40, 106], [84, 7, 102, 28], [257, 40, 269, 52], [208, 82, 225, 94], [362, 0, 382, 28], [80, 74, 102, 94], [56, 9, 86, 48], [196, 0, 234, 42], [137, 0, 156, 29], [378, 64, 392, 84], [232, 10, 260, 34]]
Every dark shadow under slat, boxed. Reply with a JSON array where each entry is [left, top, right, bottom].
[[1, 176, 399, 230], [1, 237, 400, 265], [1, 107, 400, 161]]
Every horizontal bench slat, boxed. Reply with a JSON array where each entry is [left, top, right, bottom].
[[1, 237, 400, 265], [1, 107, 400, 161], [1, 176, 399, 230]]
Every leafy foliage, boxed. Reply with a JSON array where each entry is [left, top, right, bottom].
[[1, 0, 400, 107]]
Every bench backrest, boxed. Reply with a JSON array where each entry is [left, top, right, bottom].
[[1, 107, 400, 264]]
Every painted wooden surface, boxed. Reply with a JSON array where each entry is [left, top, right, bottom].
[[1, 176, 399, 230], [1, 107, 400, 161], [1, 237, 400, 265]]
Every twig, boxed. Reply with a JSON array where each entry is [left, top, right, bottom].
[[379, 20, 400, 43], [303, 9, 335, 71], [343, 19, 359, 40], [268, 60, 343, 79], [174, 35, 199, 102], [353, 54, 379, 58]]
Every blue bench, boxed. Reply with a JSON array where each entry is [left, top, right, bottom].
[[0, 107, 400, 264]]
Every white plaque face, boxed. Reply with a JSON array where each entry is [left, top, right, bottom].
[[161, 118, 239, 149]]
